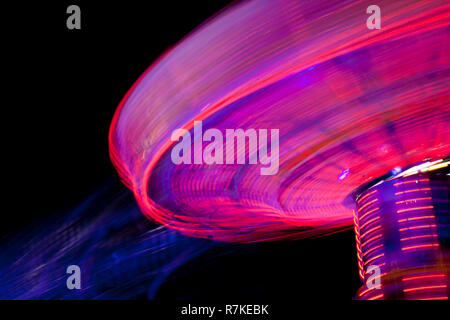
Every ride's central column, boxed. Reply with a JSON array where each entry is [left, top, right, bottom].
[[354, 160, 449, 300]]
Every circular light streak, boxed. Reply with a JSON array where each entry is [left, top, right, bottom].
[[109, 0, 450, 242]]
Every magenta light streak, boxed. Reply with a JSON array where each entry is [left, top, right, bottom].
[[110, 0, 450, 242]]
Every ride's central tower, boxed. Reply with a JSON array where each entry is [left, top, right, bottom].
[[354, 160, 450, 300]]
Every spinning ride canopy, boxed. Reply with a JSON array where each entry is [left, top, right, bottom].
[[109, 0, 450, 242]]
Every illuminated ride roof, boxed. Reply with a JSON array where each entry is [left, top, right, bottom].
[[109, 0, 450, 242]]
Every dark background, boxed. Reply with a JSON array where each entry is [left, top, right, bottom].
[[4, 1, 360, 300]]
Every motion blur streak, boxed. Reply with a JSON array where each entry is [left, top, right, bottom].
[[0, 180, 216, 299], [110, 0, 450, 242]]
